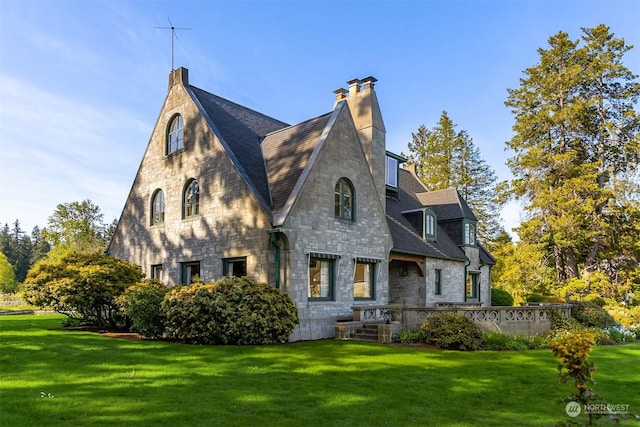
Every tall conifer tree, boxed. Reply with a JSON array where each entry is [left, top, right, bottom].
[[505, 25, 640, 289], [406, 111, 504, 243]]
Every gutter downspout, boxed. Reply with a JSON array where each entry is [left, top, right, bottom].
[[269, 231, 281, 289], [463, 259, 471, 302]]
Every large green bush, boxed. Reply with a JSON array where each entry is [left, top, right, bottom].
[[117, 279, 168, 338], [491, 288, 514, 306], [24, 252, 143, 327], [420, 312, 484, 350], [161, 276, 299, 345], [571, 301, 617, 328]]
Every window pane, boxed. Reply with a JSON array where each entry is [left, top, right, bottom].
[[309, 258, 332, 299], [354, 262, 373, 299], [167, 115, 185, 154], [152, 190, 165, 225], [224, 258, 247, 277], [386, 156, 398, 187]]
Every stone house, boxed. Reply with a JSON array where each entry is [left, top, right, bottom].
[[107, 68, 495, 341]]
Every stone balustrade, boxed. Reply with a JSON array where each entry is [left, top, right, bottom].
[[338, 304, 572, 342]]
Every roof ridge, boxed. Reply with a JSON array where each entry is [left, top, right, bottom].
[[264, 111, 333, 138], [189, 85, 289, 128]]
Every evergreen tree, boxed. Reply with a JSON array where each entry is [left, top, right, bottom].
[[30, 226, 51, 266], [406, 111, 504, 243], [505, 25, 640, 293]]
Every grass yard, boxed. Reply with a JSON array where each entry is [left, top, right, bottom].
[[1, 315, 638, 426]]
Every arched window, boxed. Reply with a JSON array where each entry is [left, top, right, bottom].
[[334, 178, 354, 221], [166, 114, 184, 154], [183, 179, 199, 219], [424, 209, 436, 241], [151, 189, 165, 225]]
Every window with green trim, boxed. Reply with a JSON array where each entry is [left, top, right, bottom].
[[354, 261, 375, 300], [434, 269, 442, 295], [334, 178, 354, 221], [166, 114, 184, 154], [424, 210, 436, 240], [223, 257, 247, 278], [151, 264, 163, 281], [181, 261, 200, 285], [151, 189, 165, 225], [464, 222, 476, 246], [466, 272, 479, 300], [309, 257, 334, 300], [386, 156, 398, 188], [183, 179, 199, 219]]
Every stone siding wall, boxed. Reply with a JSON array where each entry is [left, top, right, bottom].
[[108, 79, 272, 286], [282, 107, 392, 340]]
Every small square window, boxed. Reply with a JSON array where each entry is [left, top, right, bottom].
[[181, 261, 200, 284], [223, 257, 247, 278], [151, 264, 163, 281]]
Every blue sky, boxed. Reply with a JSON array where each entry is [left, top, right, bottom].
[[1, 0, 638, 235]]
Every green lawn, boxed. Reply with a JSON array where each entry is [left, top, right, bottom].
[[1, 315, 638, 426]]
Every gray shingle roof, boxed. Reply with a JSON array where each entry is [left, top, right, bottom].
[[189, 86, 289, 208], [262, 113, 333, 217], [417, 188, 477, 221], [386, 169, 468, 261]]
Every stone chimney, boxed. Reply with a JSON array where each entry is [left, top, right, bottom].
[[169, 67, 189, 89], [342, 76, 387, 208]]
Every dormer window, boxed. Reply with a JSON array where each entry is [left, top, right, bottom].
[[424, 209, 436, 241], [385, 152, 408, 192], [166, 114, 184, 154], [386, 156, 398, 188], [464, 221, 476, 246]]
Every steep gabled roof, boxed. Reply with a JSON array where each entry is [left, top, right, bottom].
[[416, 188, 477, 221], [262, 112, 333, 218], [188, 85, 289, 210], [386, 169, 467, 261]]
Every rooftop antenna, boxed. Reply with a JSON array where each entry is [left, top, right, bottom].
[[155, 17, 191, 71]]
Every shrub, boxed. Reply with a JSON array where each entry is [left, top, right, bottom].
[[162, 283, 220, 344], [525, 293, 545, 303], [491, 288, 514, 306], [212, 276, 299, 345], [482, 332, 548, 350], [420, 313, 483, 351], [161, 276, 299, 345], [398, 329, 425, 344], [602, 325, 637, 344], [118, 279, 168, 338], [24, 253, 143, 327], [571, 301, 617, 328]]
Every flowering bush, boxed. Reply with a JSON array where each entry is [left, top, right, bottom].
[[602, 325, 637, 344], [551, 331, 602, 425]]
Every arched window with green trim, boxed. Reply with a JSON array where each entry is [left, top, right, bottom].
[[166, 114, 184, 154], [150, 189, 165, 225], [183, 179, 199, 219], [334, 178, 354, 221]]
